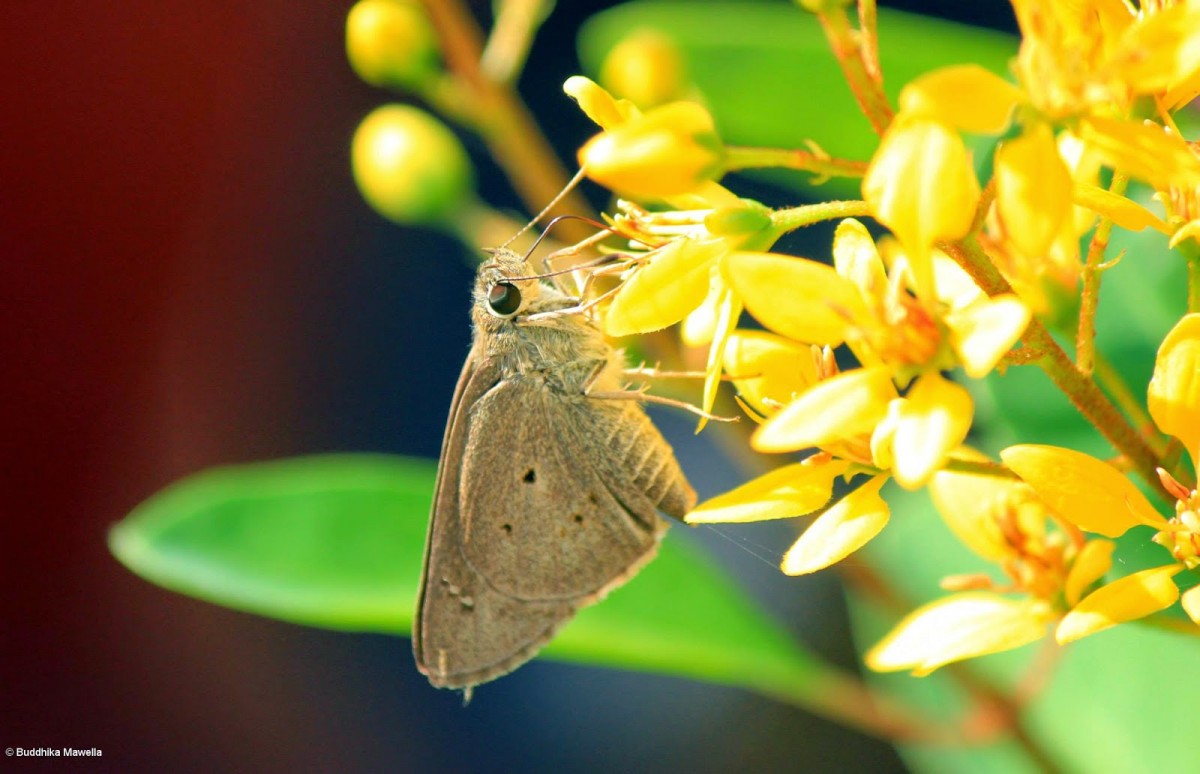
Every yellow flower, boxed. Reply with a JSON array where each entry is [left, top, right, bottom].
[[889, 3, 1200, 297], [721, 331, 820, 419], [597, 196, 777, 425], [994, 123, 1073, 261], [725, 222, 1026, 488], [867, 463, 1115, 675], [862, 118, 980, 299], [999, 314, 1200, 642], [577, 101, 726, 198]]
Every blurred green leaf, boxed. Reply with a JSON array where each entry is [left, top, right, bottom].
[[578, 1, 1017, 197], [111, 454, 830, 699], [110, 454, 432, 632]]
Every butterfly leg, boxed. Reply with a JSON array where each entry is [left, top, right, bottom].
[[583, 364, 738, 422], [623, 365, 756, 382]]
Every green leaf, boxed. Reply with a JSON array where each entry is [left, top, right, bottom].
[[111, 454, 835, 704], [110, 454, 433, 632], [578, 1, 1017, 197]]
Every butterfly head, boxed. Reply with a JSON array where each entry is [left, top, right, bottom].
[[474, 247, 541, 325]]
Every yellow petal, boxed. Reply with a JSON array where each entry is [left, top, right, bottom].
[[996, 124, 1073, 259], [1163, 65, 1200, 111], [929, 457, 1023, 562], [782, 476, 889, 575], [930, 248, 984, 310], [1056, 564, 1183, 644], [946, 294, 1031, 378], [1064, 539, 1116, 607], [578, 101, 725, 198], [1105, 6, 1200, 95], [563, 75, 638, 129], [1072, 183, 1170, 233], [1000, 445, 1168, 536], [863, 118, 980, 294], [1169, 219, 1200, 250], [889, 374, 973, 490], [724, 252, 867, 346], [1148, 313, 1200, 461], [898, 65, 1023, 135], [605, 238, 721, 337], [1080, 117, 1200, 189], [686, 458, 849, 524], [723, 331, 818, 417], [680, 275, 720, 347], [698, 284, 741, 431], [753, 367, 898, 452], [831, 218, 887, 296], [1181, 585, 1200, 625], [866, 593, 1052, 675]]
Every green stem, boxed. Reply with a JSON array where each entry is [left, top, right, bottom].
[[943, 456, 1021, 480], [771, 200, 872, 231], [943, 236, 1169, 498], [724, 146, 869, 179], [1092, 351, 1169, 459], [1184, 240, 1200, 314]]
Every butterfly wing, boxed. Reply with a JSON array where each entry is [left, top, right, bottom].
[[415, 363, 694, 689], [414, 356, 582, 689]]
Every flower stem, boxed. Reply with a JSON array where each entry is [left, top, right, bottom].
[[814, 5, 893, 135], [943, 236, 1169, 498], [1183, 239, 1200, 314], [771, 200, 872, 232], [1077, 173, 1127, 376], [724, 146, 869, 179], [417, 0, 594, 243]]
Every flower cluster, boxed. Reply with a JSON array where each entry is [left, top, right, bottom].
[[566, 0, 1200, 675]]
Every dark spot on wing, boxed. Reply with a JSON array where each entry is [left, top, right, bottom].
[[523, 469, 536, 483]]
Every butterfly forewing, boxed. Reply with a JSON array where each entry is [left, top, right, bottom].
[[460, 379, 663, 601], [414, 356, 573, 688]]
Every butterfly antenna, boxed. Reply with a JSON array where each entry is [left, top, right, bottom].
[[499, 166, 589, 250]]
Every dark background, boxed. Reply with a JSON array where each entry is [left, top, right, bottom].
[[2, 1, 1014, 771]]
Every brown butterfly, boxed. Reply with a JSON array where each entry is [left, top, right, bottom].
[[413, 246, 695, 691]]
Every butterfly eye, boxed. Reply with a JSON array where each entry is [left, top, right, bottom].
[[487, 282, 522, 317]]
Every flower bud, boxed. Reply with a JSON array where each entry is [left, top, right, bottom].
[[346, 0, 440, 90], [578, 101, 725, 198], [351, 104, 473, 226], [600, 30, 687, 109]]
